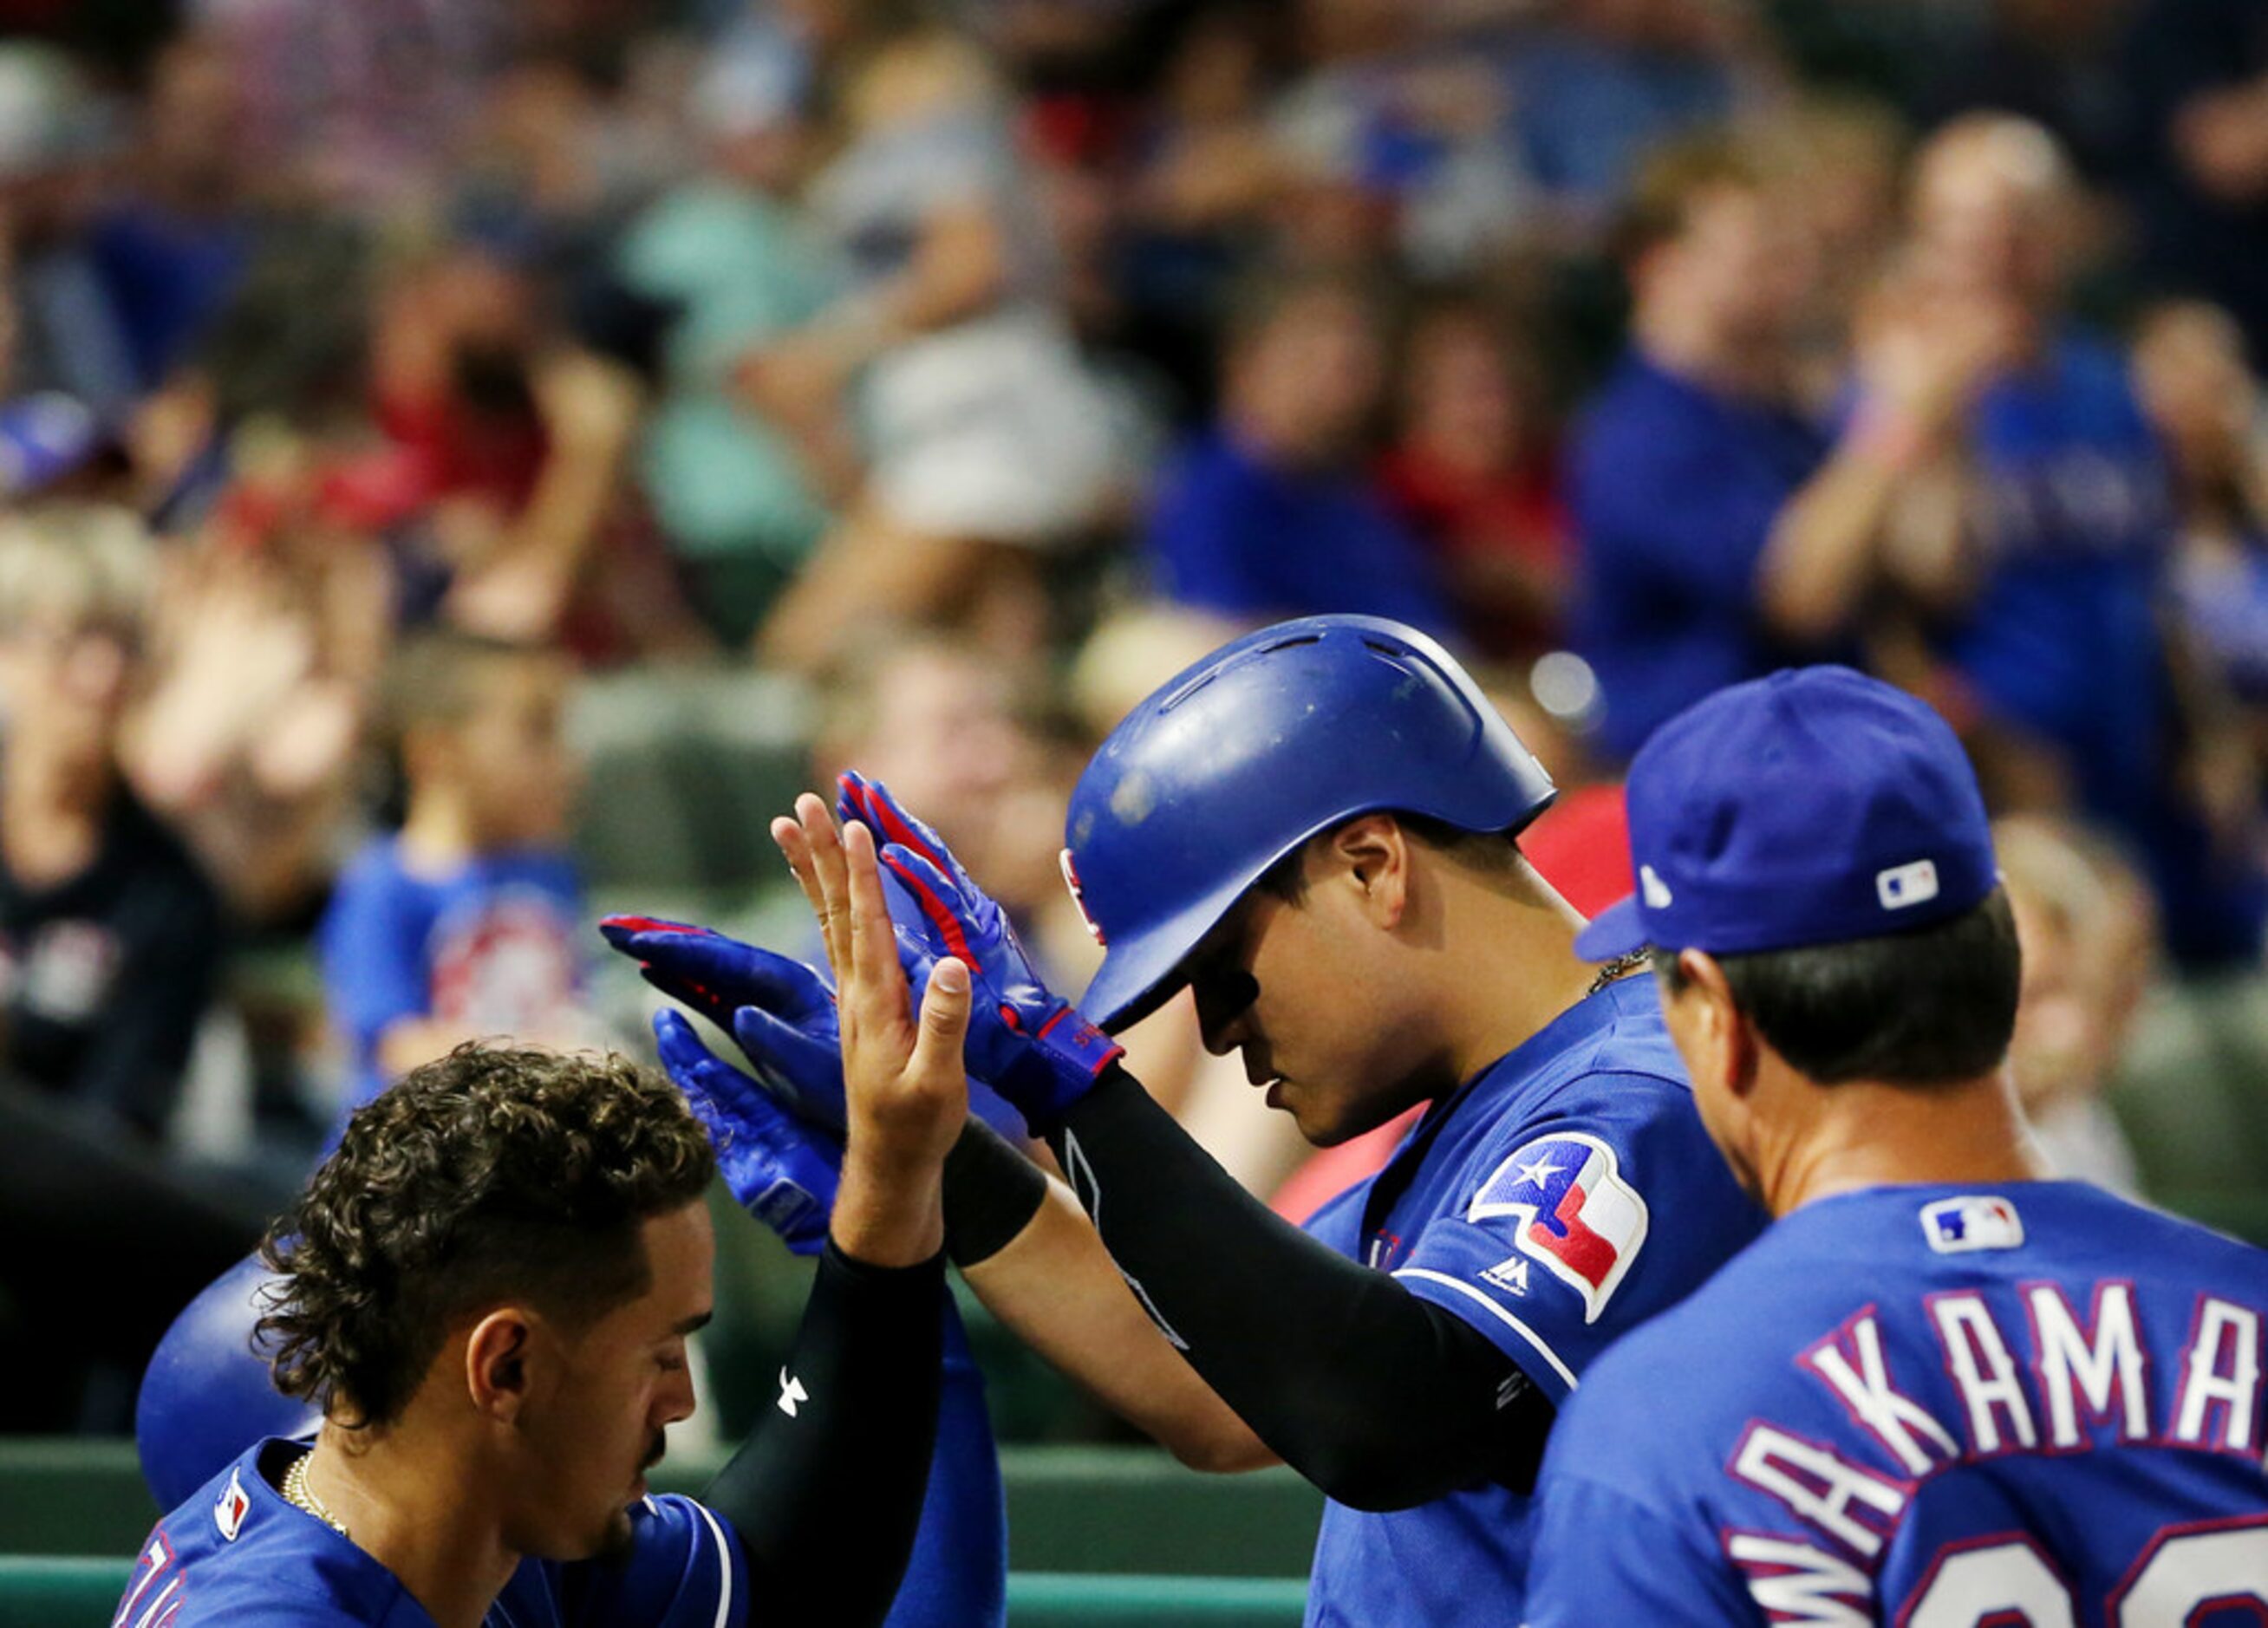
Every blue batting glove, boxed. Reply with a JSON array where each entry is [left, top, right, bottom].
[[838, 771, 1124, 1127], [653, 1008, 839, 1255], [601, 914, 852, 1131]]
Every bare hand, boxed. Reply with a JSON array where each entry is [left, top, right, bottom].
[[1856, 278, 2019, 436], [775, 794, 968, 1265]]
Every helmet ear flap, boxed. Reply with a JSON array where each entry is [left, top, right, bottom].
[[1065, 615, 1556, 1030]]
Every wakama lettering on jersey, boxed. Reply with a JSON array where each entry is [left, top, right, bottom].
[[1526, 1182, 2268, 1626], [1722, 1267, 2265, 1614]]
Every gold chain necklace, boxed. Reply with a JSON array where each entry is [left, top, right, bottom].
[[283, 1449, 349, 1537], [1585, 947, 1650, 999]]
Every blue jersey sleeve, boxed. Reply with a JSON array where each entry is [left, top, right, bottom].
[[1386, 1070, 1763, 1407], [1388, 1114, 1662, 1403], [560, 1494, 750, 1628]]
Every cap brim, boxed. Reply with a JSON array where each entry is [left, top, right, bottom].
[[1573, 895, 1649, 961], [1076, 867, 1259, 1034]]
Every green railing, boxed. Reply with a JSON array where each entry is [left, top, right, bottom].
[[0, 1556, 1308, 1627]]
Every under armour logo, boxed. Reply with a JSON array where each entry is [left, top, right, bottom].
[[777, 1368, 809, 1417]]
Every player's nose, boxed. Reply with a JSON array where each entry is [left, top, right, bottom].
[[1193, 968, 1261, 1055]]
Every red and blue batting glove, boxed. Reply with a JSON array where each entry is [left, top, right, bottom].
[[838, 771, 1124, 1128], [653, 1008, 839, 1256], [600, 914, 855, 1132]]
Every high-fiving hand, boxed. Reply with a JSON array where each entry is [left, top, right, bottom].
[[774, 795, 971, 1267], [789, 773, 1123, 1130]]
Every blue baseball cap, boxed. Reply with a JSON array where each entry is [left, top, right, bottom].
[[1574, 667, 1998, 961]]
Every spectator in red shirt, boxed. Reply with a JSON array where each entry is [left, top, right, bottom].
[[1376, 296, 1569, 660]]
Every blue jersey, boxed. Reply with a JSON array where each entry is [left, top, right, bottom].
[[121, 1438, 747, 1626], [318, 838, 588, 1117], [1528, 1182, 2268, 1624], [1297, 978, 1764, 1625], [1569, 351, 1835, 762], [1142, 428, 1452, 635], [1945, 335, 2174, 823]]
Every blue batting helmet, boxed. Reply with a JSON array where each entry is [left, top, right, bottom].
[[1063, 615, 1556, 1030], [135, 1254, 319, 1509]]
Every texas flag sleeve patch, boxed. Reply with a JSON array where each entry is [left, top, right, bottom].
[[1468, 1132, 1650, 1324]]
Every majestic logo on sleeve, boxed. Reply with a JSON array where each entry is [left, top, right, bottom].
[[1470, 1132, 1648, 1323]]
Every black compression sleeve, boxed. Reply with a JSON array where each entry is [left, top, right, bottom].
[[942, 1117, 1047, 1267], [1048, 1070, 1555, 1510], [704, 1241, 945, 1626]]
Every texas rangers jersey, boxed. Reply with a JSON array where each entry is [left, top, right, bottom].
[[117, 1438, 749, 1626], [1298, 977, 1764, 1625], [1527, 1181, 2268, 1625]]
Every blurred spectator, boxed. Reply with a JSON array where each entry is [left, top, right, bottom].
[[367, 248, 651, 652], [1903, 114, 2267, 970], [317, 632, 594, 1133], [1998, 811, 2154, 1193], [751, 0, 1123, 675], [1113, 4, 1287, 414], [451, 49, 691, 295], [2124, 0, 2268, 361], [614, 43, 837, 645], [1376, 293, 1567, 658], [1270, 0, 1535, 278], [1921, 0, 2133, 182], [0, 504, 224, 1137], [2133, 296, 2268, 719], [1141, 269, 1450, 633], [812, 630, 1056, 917], [1569, 137, 1981, 761], [189, 0, 504, 212], [1751, 94, 1910, 413], [124, 443, 392, 928], [808, 629, 1072, 1137], [0, 42, 139, 420], [1504, 0, 1780, 234], [85, 36, 258, 395]]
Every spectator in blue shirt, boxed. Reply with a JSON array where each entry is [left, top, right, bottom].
[[1899, 114, 2267, 969], [1571, 138, 1997, 761], [1141, 271, 1451, 636], [319, 632, 596, 1131]]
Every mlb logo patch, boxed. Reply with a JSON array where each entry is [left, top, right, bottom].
[[1876, 858, 1939, 912], [213, 1467, 250, 1541], [1470, 1133, 1649, 1323], [1920, 1195, 2024, 1254]]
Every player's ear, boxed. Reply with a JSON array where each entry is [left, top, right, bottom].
[[465, 1309, 535, 1423], [1676, 951, 1758, 1097], [1332, 815, 1410, 927]]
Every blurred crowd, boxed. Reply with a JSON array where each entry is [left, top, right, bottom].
[[9, 0, 2268, 1428]]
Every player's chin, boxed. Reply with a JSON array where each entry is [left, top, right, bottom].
[[1284, 1084, 1357, 1148], [590, 1503, 640, 1564]]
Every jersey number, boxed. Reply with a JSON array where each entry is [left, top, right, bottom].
[[1901, 1517, 2268, 1625], [114, 1532, 180, 1628]]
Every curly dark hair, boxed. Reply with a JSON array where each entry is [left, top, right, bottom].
[[256, 1044, 716, 1429]]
